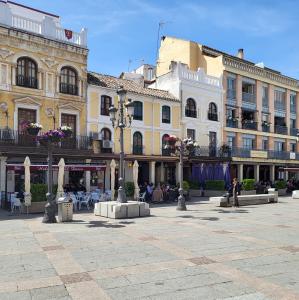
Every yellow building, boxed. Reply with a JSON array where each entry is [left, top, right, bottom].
[[87, 72, 181, 188], [0, 1, 91, 194], [157, 36, 299, 183]]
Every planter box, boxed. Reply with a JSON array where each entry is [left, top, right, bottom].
[[240, 190, 256, 195], [22, 201, 46, 213], [189, 189, 203, 197], [204, 190, 226, 197], [278, 188, 287, 196]]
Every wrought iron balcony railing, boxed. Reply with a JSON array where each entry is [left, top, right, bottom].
[[208, 113, 218, 121], [242, 121, 258, 130], [242, 92, 256, 103], [60, 83, 78, 96], [226, 119, 238, 128], [274, 125, 288, 135], [16, 75, 38, 89]]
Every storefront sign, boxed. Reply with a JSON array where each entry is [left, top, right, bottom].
[[250, 150, 268, 159], [7, 164, 106, 171]]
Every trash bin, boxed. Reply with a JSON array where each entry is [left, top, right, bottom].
[[57, 197, 73, 222]]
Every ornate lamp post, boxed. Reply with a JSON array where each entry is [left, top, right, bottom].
[[165, 136, 198, 210], [109, 86, 134, 203]]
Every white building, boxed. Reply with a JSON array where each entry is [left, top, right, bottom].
[[151, 61, 224, 152]]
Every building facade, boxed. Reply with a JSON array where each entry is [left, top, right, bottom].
[[157, 36, 299, 183], [0, 1, 91, 194], [87, 72, 182, 188]]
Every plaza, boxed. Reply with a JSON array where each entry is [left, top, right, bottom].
[[0, 197, 299, 299]]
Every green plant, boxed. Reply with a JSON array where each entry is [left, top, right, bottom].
[[242, 179, 255, 191], [182, 181, 190, 191], [205, 180, 225, 190], [188, 180, 200, 189], [275, 180, 287, 189], [31, 184, 57, 202], [125, 182, 135, 197]]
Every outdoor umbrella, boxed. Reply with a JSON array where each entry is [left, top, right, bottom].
[[24, 156, 31, 207], [133, 160, 139, 200], [57, 158, 65, 199], [110, 159, 116, 201], [201, 164, 207, 188], [207, 164, 214, 180], [215, 163, 224, 180]]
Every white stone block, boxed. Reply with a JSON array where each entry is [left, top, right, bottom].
[[100, 202, 109, 217], [94, 203, 101, 216], [139, 202, 150, 217], [127, 202, 140, 218], [292, 190, 299, 199]]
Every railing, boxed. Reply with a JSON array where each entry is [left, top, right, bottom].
[[133, 145, 143, 155], [16, 75, 38, 89], [56, 27, 82, 47], [227, 89, 236, 100], [242, 92, 256, 103], [262, 124, 270, 132], [262, 97, 268, 108], [242, 121, 258, 130], [268, 150, 290, 160], [0, 129, 92, 150], [180, 69, 221, 87], [162, 148, 172, 156], [185, 109, 197, 118], [274, 101, 286, 111], [12, 14, 42, 34], [274, 125, 288, 135], [231, 147, 251, 158], [290, 106, 297, 114], [290, 128, 298, 137], [207, 113, 218, 121], [226, 119, 238, 128], [60, 83, 78, 96]]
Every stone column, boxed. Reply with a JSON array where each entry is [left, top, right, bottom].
[[160, 162, 165, 183], [285, 171, 289, 181], [268, 84, 275, 133], [270, 165, 275, 183], [149, 161, 156, 185], [237, 164, 243, 182], [254, 164, 260, 182], [0, 156, 7, 192], [85, 159, 91, 192], [176, 162, 180, 184]]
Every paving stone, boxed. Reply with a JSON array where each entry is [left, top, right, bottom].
[[60, 272, 93, 284], [29, 285, 70, 300]]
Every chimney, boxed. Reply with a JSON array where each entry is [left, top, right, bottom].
[[237, 48, 244, 59]]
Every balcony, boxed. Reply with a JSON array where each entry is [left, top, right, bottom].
[[290, 128, 299, 137], [16, 75, 38, 89], [185, 109, 197, 118], [274, 102, 286, 111], [291, 106, 297, 114], [274, 125, 288, 135], [208, 113, 218, 121], [0, 129, 92, 154], [262, 97, 269, 108], [133, 145, 143, 155], [242, 92, 256, 103], [60, 83, 78, 96], [261, 123, 270, 132], [242, 120, 258, 130], [268, 150, 290, 160], [231, 147, 251, 158], [227, 89, 236, 100], [226, 118, 238, 128]]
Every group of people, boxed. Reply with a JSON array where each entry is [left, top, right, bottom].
[[140, 182, 179, 203]]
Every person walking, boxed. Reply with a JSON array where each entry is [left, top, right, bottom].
[[232, 178, 241, 207]]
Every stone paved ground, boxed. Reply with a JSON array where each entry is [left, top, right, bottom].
[[0, 197, 299, 299]]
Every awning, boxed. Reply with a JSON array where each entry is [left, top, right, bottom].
[[6, 164, 106, 171]]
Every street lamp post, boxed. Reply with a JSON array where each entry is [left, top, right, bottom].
[[165, 136, 198, 211], [109, 86, 134, 203]]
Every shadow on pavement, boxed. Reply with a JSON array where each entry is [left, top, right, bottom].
[[212, 208, 249, 214]]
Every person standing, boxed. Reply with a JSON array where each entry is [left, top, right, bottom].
[[232, 178, 241, 207]]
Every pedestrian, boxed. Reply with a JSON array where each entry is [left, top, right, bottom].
[[232, 178, 241, 207]]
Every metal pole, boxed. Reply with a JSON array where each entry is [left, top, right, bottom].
[[117, 96, 127, 203], [42, 143, 57, 223], [177, 141, 186, 210]]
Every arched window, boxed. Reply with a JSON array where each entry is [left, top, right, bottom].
[[133, 101, 143, 121], [101, 95, 112, 116], [162, 134, 170, 156], [133, 131, 143, 155], [185, 98, 197, 118], [60, 66, 78, 95], [162, 105, 171, 123], [101, 128, 112, 153], [17, 57, 38, 89], [208, 102, 218, 121]]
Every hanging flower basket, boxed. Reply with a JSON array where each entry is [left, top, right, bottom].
[[59, 126, 72, 138], [38, 129, 65, 146], [166, 135, 178, 146], [25, 122, 43, 136]]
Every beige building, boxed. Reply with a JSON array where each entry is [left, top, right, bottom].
[[157, 36, 299, 182]]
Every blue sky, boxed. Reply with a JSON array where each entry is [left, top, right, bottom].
[[18, 0, 299, 78]]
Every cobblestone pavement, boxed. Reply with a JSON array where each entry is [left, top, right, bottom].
[[0, 197, 299, 299]]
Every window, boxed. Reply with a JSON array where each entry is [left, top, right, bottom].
[[243, 138, 254, 150], [290, 119, 296, 129], [242, 82, 255, 94], [227, 76, 236, 100], [133, 131, 143, 155], [185, 98, 197, 118], [262, 86, 268, 107], [290, 143, 296, 152], [274, 141, 284, 152], [61, 113, 76, 137], [17, 57, 38, 89], [133, 101, 143, 121], [290, 93, 296, 113], [60, 67, 78, 95], [162, 105, 171, 123], [274, 90, 286, 111], [101, 128, 112, 153], [227, 136, 235, 149], [101, 95, 112, 116], [262, 139, 268, 150], [208, 102, 218, 121], [187, 129, 195, 141], [18, 108, 36, 132]]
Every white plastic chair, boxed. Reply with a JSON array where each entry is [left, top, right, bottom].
[[12, 198, 22, 213], [70, 194, 79, 211], [91, 192, 100, 204], [79, 194, 90, 210], [138, 192, 146, 202], [105, 190, 112, 201]]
